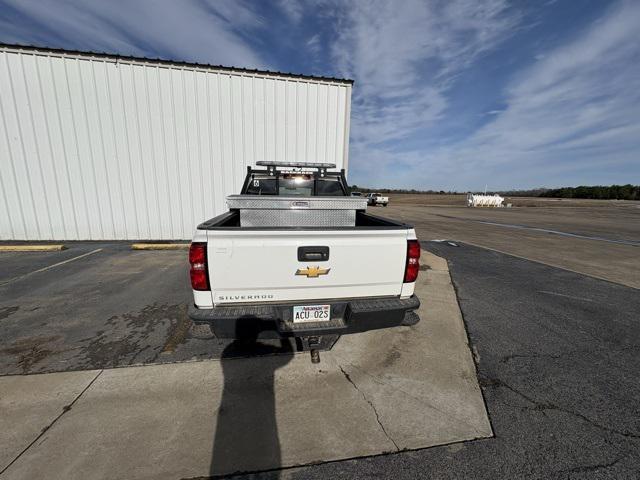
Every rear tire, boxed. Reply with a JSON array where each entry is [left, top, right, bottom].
[[190, 323, 215, 339], [401, 311, 420, 326]]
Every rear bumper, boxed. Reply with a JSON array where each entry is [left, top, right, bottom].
[[188, 295, 420, 339]]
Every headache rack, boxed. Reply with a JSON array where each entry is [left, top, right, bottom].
[[230, 161, 365, 227], [240, 162, 349, 195]]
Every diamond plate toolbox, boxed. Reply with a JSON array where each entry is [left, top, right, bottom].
[[226, 195, 367, 227]]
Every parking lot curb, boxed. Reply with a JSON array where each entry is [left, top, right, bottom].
[[0, 244, 66, 252], [131, 243, 190, 250]]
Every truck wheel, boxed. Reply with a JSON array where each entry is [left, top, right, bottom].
[[402, 311, 420, 326], [383, 203, 388, 207], [190, 323, 215, 338]]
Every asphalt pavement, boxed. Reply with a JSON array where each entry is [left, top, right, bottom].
[[269, 241, 640, 479], [0, 243, 253, 375]]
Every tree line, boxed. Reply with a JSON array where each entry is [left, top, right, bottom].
[[350, 185, 458, 195], [538, 184, 639, 200], [350, 184, 640, 200]]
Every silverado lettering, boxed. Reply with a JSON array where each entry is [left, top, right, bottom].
[[217, 294, 274, 301]]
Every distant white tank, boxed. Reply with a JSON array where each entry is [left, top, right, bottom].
[[467, 193, 504, 207]]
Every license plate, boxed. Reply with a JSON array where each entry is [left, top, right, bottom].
[[292, 304, 331, 323]]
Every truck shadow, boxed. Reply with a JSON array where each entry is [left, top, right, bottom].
[[210, 319, 294, 477]]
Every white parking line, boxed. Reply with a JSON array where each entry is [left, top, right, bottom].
[[0, 248, 103, 286], [476, 220, 640, 247], [538, 290, 595, 302]]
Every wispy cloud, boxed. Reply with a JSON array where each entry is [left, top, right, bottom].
[[389, 0, 640, 190], [0, 0, 266, 69], [306, 33, 321, 56], [326, 0, 520, 147], [276, 0, 304, 24]]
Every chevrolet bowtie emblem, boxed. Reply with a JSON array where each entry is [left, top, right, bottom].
[[296, 266, 330, 278]]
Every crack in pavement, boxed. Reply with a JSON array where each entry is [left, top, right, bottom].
[[338, 360, 487, 438], [339, 366, 400, 452], [0, 369, 104, 476], [500, 344, 640, 364], [559, 454, 628, 475], [480, 375, 640, 440]]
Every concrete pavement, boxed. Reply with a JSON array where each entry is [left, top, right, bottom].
[[0, 250, 491, 479], [0, 370, 99, 469]]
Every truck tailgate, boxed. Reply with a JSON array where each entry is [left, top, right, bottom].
[[207, 229, 408, 304]]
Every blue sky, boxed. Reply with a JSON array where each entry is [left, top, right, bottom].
[[1, 0, 638, 190]]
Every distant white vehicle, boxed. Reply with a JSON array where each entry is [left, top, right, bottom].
[[467, 193, 504, 207], [366, 193, 389, 207]]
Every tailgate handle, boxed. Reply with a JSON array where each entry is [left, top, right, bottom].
[[298, 246, 329, 262]]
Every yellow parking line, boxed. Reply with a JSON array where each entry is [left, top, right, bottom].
[[0, 244, 66, 252], [131, 243, 190, 250]]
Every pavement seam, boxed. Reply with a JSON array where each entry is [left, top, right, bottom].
[[431, 253, 496, 439], [0, 369, 104, 476], [338, 365, 400, 452], [449, 240, 639, 290]]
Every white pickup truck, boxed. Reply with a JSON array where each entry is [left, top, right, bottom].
[[366, 192, 389, 207], [188, 162, 420, 357]]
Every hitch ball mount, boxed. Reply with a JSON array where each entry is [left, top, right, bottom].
[[303, 336, 322, 364]]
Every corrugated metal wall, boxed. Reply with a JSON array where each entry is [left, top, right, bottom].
[[0, 47, 352, 240]]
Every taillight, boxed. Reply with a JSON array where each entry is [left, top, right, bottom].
[[189, 242, 209, 290], [404, 239, 421, 283]]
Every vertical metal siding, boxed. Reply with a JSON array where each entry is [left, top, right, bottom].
[[0, 48, 352, 240]]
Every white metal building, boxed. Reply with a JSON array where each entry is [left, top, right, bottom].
[[0, 44, 353, 240]]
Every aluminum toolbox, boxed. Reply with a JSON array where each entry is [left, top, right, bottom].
[[226, 195, 367, 227]]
